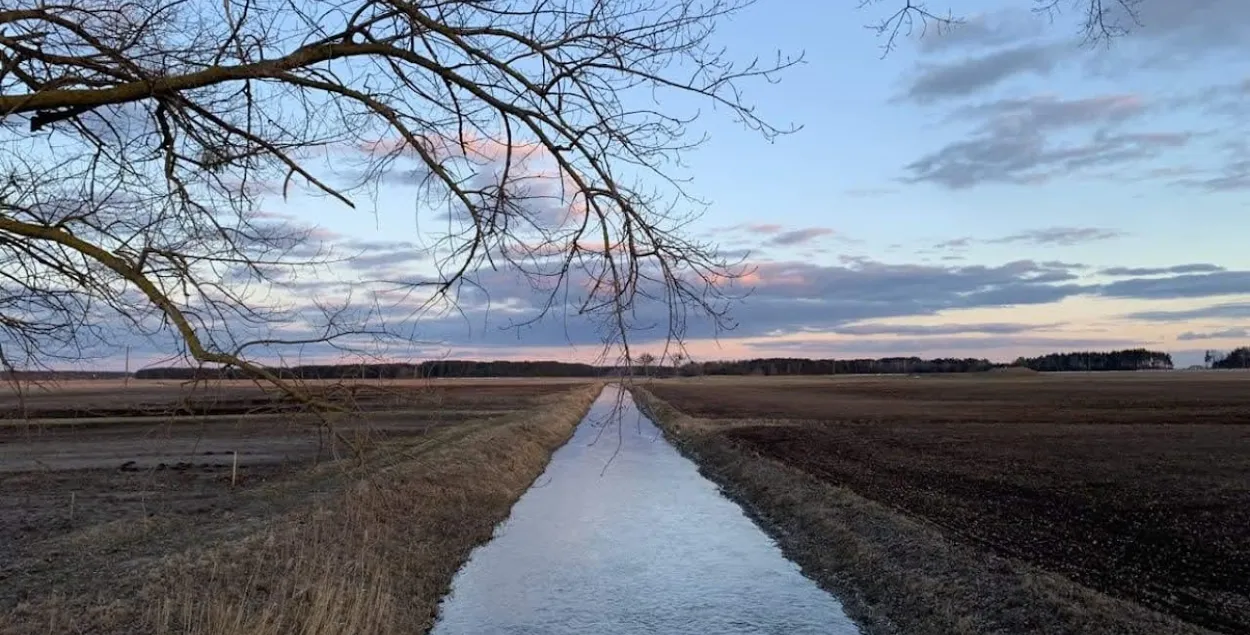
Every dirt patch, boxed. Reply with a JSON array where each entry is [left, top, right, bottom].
[[642, 374, 1250, 635], [0, 380, 599, 634]]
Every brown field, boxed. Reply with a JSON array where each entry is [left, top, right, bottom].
[[643, 372, 1250, 635], [0, 378, 599, 634]]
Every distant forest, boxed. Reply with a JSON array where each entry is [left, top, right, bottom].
[[108, 347, 1189, 380], [1208, 347, 1250, 369], [1011, 348, 1173, 372]]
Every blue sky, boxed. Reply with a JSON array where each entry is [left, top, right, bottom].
[[162, 0, 1250, 369]]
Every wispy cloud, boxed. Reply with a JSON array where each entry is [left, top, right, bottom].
[[1101, 264, 1224, 276], [1177, 327, 1250, 341], [1099, 272, 1250, 300], [991, 226, 1125, 246], [905, 43, 1063, 103], [1125, 302, 1250, 322], [768, 228, 835, 246], [933, 226, 1123, 251], [904, 93, 1193, 189]]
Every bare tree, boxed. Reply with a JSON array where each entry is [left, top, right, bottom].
[[636, 352, 656, 377], [0, 0, 1146, 389], [671, 351, 686, 375], [0, 0, 805, 388]]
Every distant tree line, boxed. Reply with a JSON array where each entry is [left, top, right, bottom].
[[1209, 348, 1250, 369], [133, 360, 605, 380], [131, 356, 996, 380], [107, 348, 1198, 381], [685, 357, 995, 376], [1010, 348, 1173, 372]]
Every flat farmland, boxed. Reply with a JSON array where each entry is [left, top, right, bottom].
[[646, 372, 1250, 634], [0, 378, 598, 634]]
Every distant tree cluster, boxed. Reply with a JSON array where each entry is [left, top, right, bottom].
[[1210, 348, 1250, 369], [1011, 349, 1173, 372]]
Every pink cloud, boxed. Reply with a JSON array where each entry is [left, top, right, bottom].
[[362, 132, 592, 229]]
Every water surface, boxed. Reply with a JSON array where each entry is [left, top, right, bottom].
[[431, 385, 859, 635]]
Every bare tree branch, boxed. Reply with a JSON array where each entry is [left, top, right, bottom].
[[0, 0, 801, 382], [861, 0, 1145, 54]]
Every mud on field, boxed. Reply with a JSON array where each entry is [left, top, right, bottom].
[[648, 373, 1250, 634]]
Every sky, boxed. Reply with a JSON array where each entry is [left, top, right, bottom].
[[133, 0, 1250, 369]]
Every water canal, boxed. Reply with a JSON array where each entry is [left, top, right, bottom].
[[431, 384, 859, 635]]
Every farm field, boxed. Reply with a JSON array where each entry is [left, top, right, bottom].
[[0, 377, 599, 634], [643, 372, 1250, 635]]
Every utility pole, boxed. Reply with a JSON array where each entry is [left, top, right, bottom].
[[124, 345, 130, 387]]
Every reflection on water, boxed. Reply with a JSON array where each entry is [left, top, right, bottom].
[[431, 385, 860, 635]]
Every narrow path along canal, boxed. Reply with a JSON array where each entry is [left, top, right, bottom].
[[431, 384, 860, 635]]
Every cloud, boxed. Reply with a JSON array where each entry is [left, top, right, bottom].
[[375, 257, 1096, 349], [905, 93, 1189, 188], [905, 43, 1062, 103], [335, 239, 429, 274], [768, 228, 835, 246], [990, 226, 1125, 246], [1125, 302, 1250, 322], [1177, 327, 1250, 341], [1109, 0, 1250, 62], [1177, 168, 1250, 192], [745, 223, 783, 234], [933, 227, 1122, 252], [834, 321, 1063, 336], [951, 94, 1146, 129], [334, 255, 1250, 353], [915, 11, 1045, 54], [717, 223, 784, 234], [1101, 264, 1225, 276], [75, 248, 1250, 365], [1098, 271, 1250, 300], [356, 134, 588, 232], [1172, 144, 1250, 191]]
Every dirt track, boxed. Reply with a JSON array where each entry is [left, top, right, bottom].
[[648, 372, 1250, 634]]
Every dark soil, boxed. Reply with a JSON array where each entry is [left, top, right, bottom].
[[649, 373, 1250, 634], [651, 373, 1250, 425]]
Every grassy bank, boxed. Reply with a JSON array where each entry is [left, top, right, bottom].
[[634, 384, 1216, 635], [2, 381, 601, 635]]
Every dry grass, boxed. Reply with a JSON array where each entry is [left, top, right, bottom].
[[636, 378, 1231, 635], [1, 381, 601, 635]]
